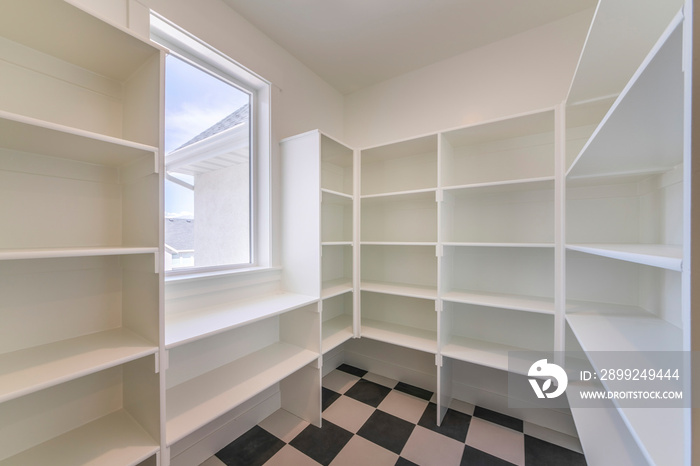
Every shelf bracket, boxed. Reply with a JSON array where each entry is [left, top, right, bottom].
[[435, 300, 441, 313], [154, 251, 160, 274], [435, 353, 443, 367], [436, 189, 443, 203], [436, 244, 443, 257]]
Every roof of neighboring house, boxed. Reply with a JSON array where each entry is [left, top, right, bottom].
[[165, 217, 194, 252], [175, 103, 249, 151]]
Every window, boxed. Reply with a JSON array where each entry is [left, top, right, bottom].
[[151, 14, 271, 274]]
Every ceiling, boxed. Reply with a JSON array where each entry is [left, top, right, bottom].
[[222, 0, 596, 94]]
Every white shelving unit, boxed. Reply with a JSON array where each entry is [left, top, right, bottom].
[[281, 130, 356, 356], [0, 0, 162, 463], [564, 4, 691, 464]]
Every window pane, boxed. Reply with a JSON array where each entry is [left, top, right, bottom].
[[164, 55, 252, 271]]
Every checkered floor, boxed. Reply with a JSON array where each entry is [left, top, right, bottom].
[[201, 364, 587, 466]]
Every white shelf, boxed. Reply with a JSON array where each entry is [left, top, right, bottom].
[[0, 247, 158, 261], [441, 290, 554, 314], [0, 110, 158, 166], [166, 341, 318, 445], [441, 336, 535, 375], [442, 177, 554, 195], [568, 382, 650, 466], [443, 242, 554, 249], [322, 241, 353, 247], [566, 243, 682, 271], [165, 292, 318, 348], [322, 279, 353, 299], [567, 13, 684, 179], [566, 304, 684, 466], [361, 280, 437, 300], [321, 188, 353, 201], [0, 409, 158, 466], [361, 241, 437, 246], [566, 301, 682, 353], [361, 188, 437, 200], [0, 328, 156, 404], [361, 319, 436, 354], [322, 314, 353, 353], [1, 0, 161, 83]]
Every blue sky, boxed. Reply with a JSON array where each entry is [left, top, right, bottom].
[[164, 54, 249, 217]]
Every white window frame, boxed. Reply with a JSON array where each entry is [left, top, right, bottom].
[[151, 13, 272, 278]]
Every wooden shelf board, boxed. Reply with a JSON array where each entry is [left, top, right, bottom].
[[0, 409, 158, 466], [166, 342, 318, 445], [361, 319, 436, 354], [0, 110, 158, 165], [322, 314, 353, 353], [0, 246, 158, 261], [0, 328, 156, 404], [566, 243, 682, 271], [361, 280, 437, 300], [322, 279, 353, 299], [566, 301, 681, 352], [442, 290, 554, 314], [165, 292, 318, 349], [441, 336, 536, 375]]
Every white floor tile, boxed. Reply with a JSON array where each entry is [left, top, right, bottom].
[[323, 395, 375, 433], [323, 369, 361, 394], [401, 426, 465, 466], [466, 417, 525, 466], [266, 444, 321, 466], [259, 409, 310, 443], [330, 435, 399, 466], [377, 390, 429, 424]]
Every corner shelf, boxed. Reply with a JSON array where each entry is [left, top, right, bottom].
[[322, 313, 354, 353], [361, 319, 437, 354], [322, 278, 353, 299], [165, 292, 318, 348]]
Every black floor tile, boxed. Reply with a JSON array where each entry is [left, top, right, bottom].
[[473, 406, 523, 432], [289, 420, 353, 466], [461, 445, 518, 466], [344, 379, 392, 407], [216, 425, 285, 466], [357, 410, 415, 455], [337, 363, 368, 377], [525, 435, 587, 466], [418, 402, 471, 442], [394, 381, 433, 401], [395, 457, 420, 466], [322, 386, 341, 411]]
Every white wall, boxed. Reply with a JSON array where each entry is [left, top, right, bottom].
[[344, 9, 595, 148]]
